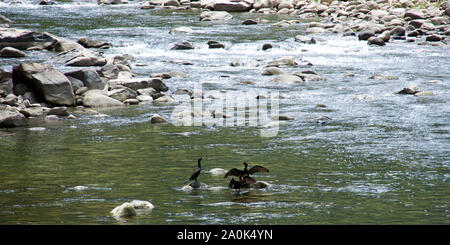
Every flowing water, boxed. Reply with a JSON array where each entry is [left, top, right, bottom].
[[0, 2, 449, 224]]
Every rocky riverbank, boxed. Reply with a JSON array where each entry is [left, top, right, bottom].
[[0, 0, 448, 128]]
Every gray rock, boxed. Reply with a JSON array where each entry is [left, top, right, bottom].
[[0, 109, 28, 127], [52, 48, 106, 67], [82, 89, 123, 107], [169, 26, 195, 34], [261, 67, 284, 76], [48, 106, 70, 117], [207, 40, 225, 49], [369, 74, 399, 80], [153, 95, 175, 103], [77, 37, 110, 49], [53, 38, 85, 52], [294, 35, 316, 44], [358, 30, 375, 40], [261, 43, 273, 50], [272, 74, 303, 84], [367, 36, 386, 46], [0, 47, 27, 58], [0, 28, 57, 50], [199, 11, 233, 21], [391, 26, 406, 36], [397, 86, 420, 95], [170, 41, 194, 50], [213, 0, 253, 12], [111, 202, 136, 218], [20, 107, 44, 117], [110, 78, 168, 92], [265, 56, 297, 67], [426, 35, 442, 42], [149, 113, 168, 123], [65, 68, 105, 90], [242, 19, 258, 25], [404, 9, 425, 20], [107, 87, 137, 102], [12, 63, 75, 106]]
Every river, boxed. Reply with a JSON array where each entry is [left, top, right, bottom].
[[0, 1, 449, 224]]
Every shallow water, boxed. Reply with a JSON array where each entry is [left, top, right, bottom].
[[0, 2, 449, 224]]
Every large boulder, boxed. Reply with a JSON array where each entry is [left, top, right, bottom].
[[0, 109, 28, 128], [0, 28, 57, 50], [12, 63, 75, 106], [213, 0, 254, 12], [64, 68, 106, 90]]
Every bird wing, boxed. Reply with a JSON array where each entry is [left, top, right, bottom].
[[224, 168, 244, 178], [248, 165, 269, 175], [242, 176, 256, 184]]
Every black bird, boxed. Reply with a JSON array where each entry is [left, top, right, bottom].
[[224, 162, 269, 184], [184, 157, 203, 184]]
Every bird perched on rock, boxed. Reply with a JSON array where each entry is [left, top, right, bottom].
[[184, 157, 203, 184], [224, 162, 269, 185]]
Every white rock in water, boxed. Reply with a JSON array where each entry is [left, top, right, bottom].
[[181, 185, 194, 191], [130, 200, 154, 210], [73, 185, 89, 191], [111, 202, 136, 218], [208, 168, 227, 175], [253, 181, 271, 188]]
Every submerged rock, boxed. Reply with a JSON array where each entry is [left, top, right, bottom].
[[149, 113, 168, 123], [129, 200, 154, 210], [111, 202, 136, 218]]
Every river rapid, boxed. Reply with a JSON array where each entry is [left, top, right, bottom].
[[0, 1, 449, 224]]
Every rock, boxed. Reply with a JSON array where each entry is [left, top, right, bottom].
[[390, 26, 406, 36], [48, 106, 70, 117], [136, 95, 153, 102], [253, 0, 272, 10], [149, 114, 168, 123], [107, 87, 137, 102], [111, 202, 136, 218], [404, 9, 425, 20], [129, 200, 154, 210], [397, 86, 420, 95], [242, 19, 258, 25], [189, 181, 208, 189], [167, 70, 189, 78], [378, 31, 391, 42], [65, 68, 106, 90], [0, 110, 28, 128], [137, 88, 157, 96], [414, 91, 435, 96], [123, 98, 139, 105], [53, 37, 85, 52], [369, 74, 399, 80], [2, 94, 18, 106], [0, 28, 57, 50], [0, 47, 27, 58], [169, 26, 195, 34], [253, 181, 271, 188], [367, 36, 386, 46], [12, 63, 75, 106], [82, 89, 123, 107], [265, 56, 297, 67], [52, 48, 106, 67], [170, 41, 194, 50], [292, 72, 326, 82], [426, 35, 443, 42], [77, 37, 110, 49], [207, 40, 225, 49], [272, 74, 303, 84], [261, 43, 273, 50], [20, 107, 44, 117], [306, 27, 327, 34], [153, 95, 175, 103], [109, 78, 168, 92], [213, 0, 253, 12], [278, 1, 293, 10], [262, 67, 284, 76], [199, 11, 233, 21], [208, 168, 227, 175], [409, 19, 424, 29], [294, 35, 316, 44], [98, 0, 122, 4], [358, 30, 375, 41]]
